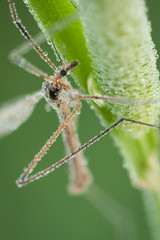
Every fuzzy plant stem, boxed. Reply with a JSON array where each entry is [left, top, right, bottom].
[[79, 0, 160, 239], [24, 0, 160, 238]]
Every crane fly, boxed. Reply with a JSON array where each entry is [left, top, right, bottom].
[[1, 0, 160, 194]]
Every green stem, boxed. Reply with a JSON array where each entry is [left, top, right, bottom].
[[24, 0, 160, 238], [143, 191, 160, 240]]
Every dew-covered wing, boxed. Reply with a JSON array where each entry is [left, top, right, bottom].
[[0, 91, 42, 138]]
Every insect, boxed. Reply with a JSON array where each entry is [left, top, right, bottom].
[[1, 0, 159, 194]]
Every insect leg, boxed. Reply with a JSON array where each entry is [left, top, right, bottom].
[[85, 183, 137, 240], [79, 94, 160, 106], [9, 50, 69, 88], [17, 118, 160, 187], [60, 104, 92, 194], [9, 0, 56, 70], [9, 52, 53, 79], [17, 103, 81, 186], [9, 11, 78, 74]]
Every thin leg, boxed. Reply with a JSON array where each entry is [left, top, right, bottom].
[[79, 94, 160, 107], [9, 0, 56, 70], [9, 0, 69, 89], [10, 54, 52, 79], [9, 30, 54, 81], [9, 53, 69, 88], [9, 11, 77, 71], [17, 118, 160, 187], [85, 184, 137, 240], [17, 104, 81, 186], [59, 103, 92, 194]]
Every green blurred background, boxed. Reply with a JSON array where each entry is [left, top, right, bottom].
[[0, 1, 160, 239]]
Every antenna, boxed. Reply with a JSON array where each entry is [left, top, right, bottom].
[[49, 33, 63, 63]]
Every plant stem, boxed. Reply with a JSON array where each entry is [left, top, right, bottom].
[[24, 0, 160, 238]]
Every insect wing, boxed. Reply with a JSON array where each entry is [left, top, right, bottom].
[[0, 91, 42, 138]]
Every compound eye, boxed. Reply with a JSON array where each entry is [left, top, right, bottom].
[[49, 86, 59, 100], [60, 69, 67, 77]]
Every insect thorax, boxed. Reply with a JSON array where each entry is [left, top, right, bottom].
[[42, 81, 80, 110]]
